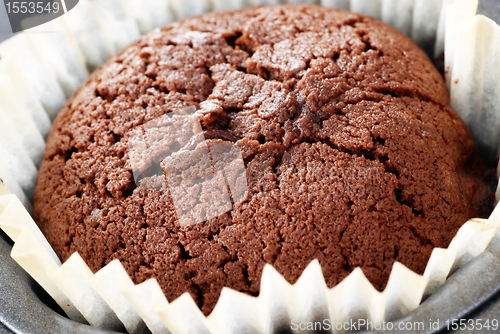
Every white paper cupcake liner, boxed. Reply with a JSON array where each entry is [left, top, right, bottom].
[[250, 0, 283, 6], [0, 54, 51, 138], [170, 0, 212, 21], [350, 0, 382, 20], [212, 0, 249, 11], [411, 0, 443, 57], [0, 75, 45, 167], [60, 0, 110, 71], [443, 0, 478, 88], [91, 0, 141, 56], [0, 118, 38, 201], [0, 33, 65, 120], [21, 16, 89, 99], [381, 0, 415, 37], [321, 0, 350, 11], [121, 0, 174, 34], [288, 0, 319, 5], [0, 161, 31, 212], [449, 14, 500, 161], [0, 0, 499, 333]]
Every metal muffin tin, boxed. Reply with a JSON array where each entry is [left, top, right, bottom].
[[1, 0, 500, 333]]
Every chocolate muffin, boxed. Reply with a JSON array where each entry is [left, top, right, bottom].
[[34, 4, 494, 315]]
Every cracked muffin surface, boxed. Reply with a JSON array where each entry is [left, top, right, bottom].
[[34, 4, 494, 315]]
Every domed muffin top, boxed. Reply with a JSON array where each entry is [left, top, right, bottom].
[[34, 4, 493, 315]]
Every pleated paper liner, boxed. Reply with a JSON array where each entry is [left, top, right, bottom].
[[0, 0, 499, 333], [1, 186, 500, 333]]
